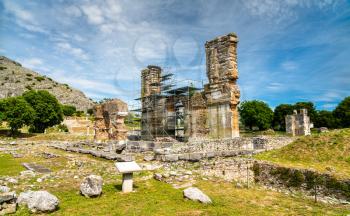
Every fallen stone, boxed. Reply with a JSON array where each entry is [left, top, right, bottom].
[[116, 154, 134, 162], [143, 155, 155, 161], [0, 186, 10, 193], [17, 191, 59, 213], [20, 170, 36, 178], [188, 153, 203, 162], [42, 152, 58, 159], [80, 175, 103, 197], [6, 178, 18, 185], [153, 173, 162, 181], [0, 202, 17, 215], [163, 154, 179, 162], [22, 163, 51, 173], [183, 187, 212, 204], [0, 192, 16, 204]]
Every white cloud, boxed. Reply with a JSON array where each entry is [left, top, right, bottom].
[[318, 91, 342, 102], [2, 0, 47, 33], [56, 42, 89, 60], [65, 5, 82, 17], [81, 4, 104, 25]]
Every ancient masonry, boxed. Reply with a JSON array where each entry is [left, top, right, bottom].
[[137, 33, 240, 141], [285, 109, 311, 136], [204, 33, 240, 138], [93, 99, 128, 142]]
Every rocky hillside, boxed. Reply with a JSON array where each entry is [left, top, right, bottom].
[[0, 56, 95, 111]]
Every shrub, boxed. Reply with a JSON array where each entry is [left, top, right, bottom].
[[4, 77, 9, 80], [57, 124, 69, 132], [26, 73, 32, 76], [62, 105, 76, 116], [333, 96, 350, 128], [34, 76, 45, 82], [0, 66, 7, 70], [26, 77, 32, 81]]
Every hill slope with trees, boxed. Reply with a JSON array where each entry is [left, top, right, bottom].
[[0, 56, 94, 111]]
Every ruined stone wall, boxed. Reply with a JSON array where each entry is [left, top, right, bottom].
[[204, 33, 240, 138], [189, 92, 209, 140], [93, 99, 128, 142], [286, 109, 311, 136]]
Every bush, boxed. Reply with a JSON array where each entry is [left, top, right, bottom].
[[26, 73, 32, 76], [23, 90, 63, 133], [62, 105, 76, 116], [57, 124, 69, 132], [314, 110, 338, 128], [87, 108, 93, 116], [34, 76, 45, 82], [239, 100, 274, 130]]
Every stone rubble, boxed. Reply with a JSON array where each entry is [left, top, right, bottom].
[[183, 187, 212, 204], [80, 175, 103, 198], [17, 190, 59, 213]]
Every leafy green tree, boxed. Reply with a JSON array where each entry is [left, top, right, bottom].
[[87, 108, 94, 116], [314, 110, 338, 128], [61, 105, 76, 116], [0, 99, 5, 124], [273, 104, 294, 131], [239, 100, 274, 130], [294, 102, 317, 123], [22, 90, 63, 133], [333, 96, 350, 128], [1, 97, 35, 134]]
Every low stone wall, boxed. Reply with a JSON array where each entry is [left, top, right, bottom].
[[199, 158, 254, 183], [155, 136, 294, 162], [253, 162, 350, 202]]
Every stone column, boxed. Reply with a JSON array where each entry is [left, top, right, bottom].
[[204, 33, 240, 138]]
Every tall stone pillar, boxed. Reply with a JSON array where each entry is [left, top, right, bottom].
[[204, 33, 240, 138]]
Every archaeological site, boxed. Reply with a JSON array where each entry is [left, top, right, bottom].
[[1, 1, 350, 214]]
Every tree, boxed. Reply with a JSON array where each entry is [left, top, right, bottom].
[[273, 104, 294, 131], [0, 99, 5, 124], [1, 97, 35, 134], [239, 100, 274, 130], [22, 90, 63, 133], [333, 96, 350, 128], [87, 108, 94, 116], [294, 102, 317, 123], [314, 110, 338, 128], [62, 105, 76, 116]]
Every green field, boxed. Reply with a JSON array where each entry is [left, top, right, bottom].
[[255, 128, 350, 179]]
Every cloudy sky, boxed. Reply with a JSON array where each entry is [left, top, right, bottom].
[[0, 0, 349, 110]]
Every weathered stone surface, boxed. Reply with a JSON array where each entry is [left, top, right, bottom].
[[93, 99, 128, 142], [285, 109, 311, 136], [0, 202, 16, 215], [80, 175, 103, 198], [0, 186, 10, 193], [188, 153, 203, 162], [204, 33, 240, 139], [20, 170, 36, 178], [143, 155, 155, 161], [0, 192, 16, 204], [163, 154, 179, 162], [17, 191, 59, 213], [153, 173, 162, 181], [183, 187, 212, 204], [116, 154, 134, 162], [22, 163, 51, 173]]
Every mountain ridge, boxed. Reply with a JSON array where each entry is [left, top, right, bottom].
[[0, 56, 95, 111]]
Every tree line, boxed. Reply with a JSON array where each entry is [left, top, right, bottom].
[[0, 90, 83, 134], [239, 96, 350, 131]]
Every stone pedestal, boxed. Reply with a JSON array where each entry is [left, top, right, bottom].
[[122, 173, 133, 193]]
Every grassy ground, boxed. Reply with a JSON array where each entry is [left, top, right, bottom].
[[0, 149, 349, 215], [255, 128, 350, 179], [14, 180, 350, 216]]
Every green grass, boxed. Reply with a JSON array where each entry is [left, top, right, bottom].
[[14, 180, 349, 216], [255, 128, 350, 179], [0, 154, 25, 176]]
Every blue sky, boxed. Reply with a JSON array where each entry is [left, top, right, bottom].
[[0, 0, 349, 110]]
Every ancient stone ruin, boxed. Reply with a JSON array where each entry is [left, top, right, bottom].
[[137, 33, 240, 141], [93, 99, 128, 142], [204, 33, 240, 138], [285, 109, 311, 136]]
